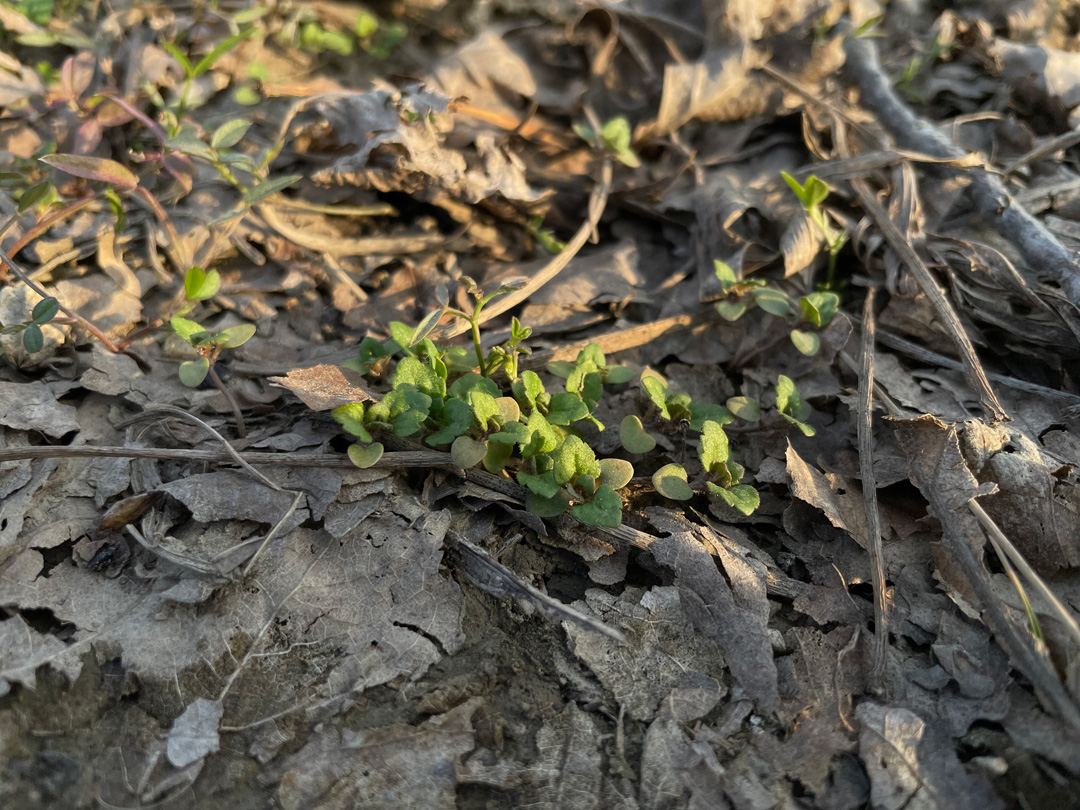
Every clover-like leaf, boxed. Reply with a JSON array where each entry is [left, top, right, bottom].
[[518, 469, 561, 499], [178, 357, 210, 387], [572, 484, 623, 528], [619, 414, 656, 454], [726, 395, 761, 422], [653, 463, 693, 501], [184, 266, 220, 301], [552, 435, 600, 485], [31, 297, 59, 324], [526, 490, 571, 517], [451, 435, 488, 469], [790, 329, 820, 356], [689, 401, 734, 431], [521, 411, 559, 456], [707, 482, 760, 516], [751, 286, 791, 316], [217, 323, 256, 349], [698, 420, 730, 472], [394, 356, 445, 399], [514, 370, 546, 411], [598, 458, 634, 490], [546, 392, 589, 425], [331, 403, 371, 442], [348, 441, 384, 468]]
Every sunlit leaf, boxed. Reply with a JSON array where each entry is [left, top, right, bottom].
[[179, 357, 210, 387], [619, 415, 656, 454], [40, 154, 138, 189], [653, 463, 693, 501], [348, 441, 384, 468]]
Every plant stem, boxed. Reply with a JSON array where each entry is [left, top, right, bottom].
[[208, 362, 247, 438]]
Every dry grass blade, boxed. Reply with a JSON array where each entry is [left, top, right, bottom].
[[859, 289, 889, 689], [258, 203, 453, 256]]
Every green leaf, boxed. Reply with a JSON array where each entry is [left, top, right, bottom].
[[572, 484, 623, 528], [798, 292, 840, 328], [716, 300, 747, 321], [354, 10, 380, 37], [552, 436, 600, 485], [598, 458, 634, 490], [381, 385, 432, 437], [526, 490, 570, 517], [781, 413, 816, 437], [495, 397, 520, 424], [546, 360, 576, 378], [640, 370, 670, 418], [217, 323, 256, 348], [489, 420, 530, 445], [483, 440, 513, 473], [348, 441, 384, 468], [751, 286, 791, 317], [726, 396, 761, 422], [714, 259, 737, 292], [233, 85, 262, 106], [426, 397, 473, 446], [40, 154, 138, 190], [393, 356, 445, 399], [698, 421, 730, 471], [468, 390, 501, 430], [449, 372, 500, 399], [162, 40, 195, 77], [518, 469, 561, 499], [18, 180, 52, 213], [576, 343, 606, 369], [331, 403, 371, 442], [514, 370, 545, 411], [451, 435, 488, 469], [184, 266, 221, 301], [211, 119, 251, 149], [30, 297, 59, 324], [179, 357, 210, 387], [653, 464, 693, 501], [170, 316, 206, 343], [600, 117, 632, 153], [689, 401, 734, 431], [521, 411, 559, 456], [619, 414, 656, 454], [410, 307, 445, 347], [243, 174, 302, 205], [192, 31, 250, 76], [790, 329, 821, 356], [546, 393, 589, 425], [387, 321, 416, 354], [21, 323, 43, 353], [604, 365, 635, 384], [707, 482, 760, 516]]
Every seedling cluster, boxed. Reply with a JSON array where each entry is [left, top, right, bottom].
[[335, 282, 818, 527]]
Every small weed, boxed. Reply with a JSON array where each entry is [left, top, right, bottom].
[[780, 172, 849, 290]]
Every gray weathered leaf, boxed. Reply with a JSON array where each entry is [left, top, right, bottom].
[[167, 698, 223, 768]]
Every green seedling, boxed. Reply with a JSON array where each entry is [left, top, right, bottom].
[[775, 374, 815, 437], [170, 266, 256, 388], [162, 30, 253, 117], [780, 172, 849, 289], [1, 296, 60, 353], [713, 260, 840, 356], [573, 116, 641, 168]]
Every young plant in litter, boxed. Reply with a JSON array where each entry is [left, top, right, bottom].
[[713, 260, 840, 356], [573, 116, 641, 168], [0, 296, 61, 354], [169, 266, 256, 388], [780, 172, 849, 290], [775, 374, 815, 437]]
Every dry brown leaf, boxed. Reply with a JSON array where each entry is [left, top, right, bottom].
[[270, 364, 379, 410]]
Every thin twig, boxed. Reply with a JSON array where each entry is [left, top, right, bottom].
[[859, 289, 889, 688], [206, 364, 247, 439]]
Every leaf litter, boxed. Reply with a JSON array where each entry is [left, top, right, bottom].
[[1, 1, 1080, 809]]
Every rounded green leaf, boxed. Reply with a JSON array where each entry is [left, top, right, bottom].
[[31, 296, 59, 324], [619, 415, 656, 454], [716, 300, 747, 321], [483, 440, 513, 474], [218, 323, 256, 348], [495, 397, 520, 424], [698, 421, 730, 471], [653, 463, 693, 501], [790, 329, 820, 356], [184, 266, 221, 301], [751, 286, 791, 316], [178, 357, 210, 387], [211, 119, 252, 150], [18, 180, 52, 213], [713, 259, 737, 291], [451, 436, 488, 469], [598, 458, 634, 490], [604, 365, 636, 384], [546, 360, 576, 378], [170, 315, 206, 343], [526, 490, 571, 518], [40, 153, 138, 190], [708, 482, 760, 516], [331, 403, 371, 442], [348, 441, 384, 468], [726, 396, 761, 422], [22, 324, 43, 353], [572, 484, 623, 528]]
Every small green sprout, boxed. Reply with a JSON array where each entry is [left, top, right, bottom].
[[573, 116, 641, 168], [775, 375, 815, 437], [780, 172, 849, 289], [1, 296, 61, 353]]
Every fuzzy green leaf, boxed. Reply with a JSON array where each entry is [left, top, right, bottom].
[[518, 469, 561, 499], [798, 292, 840, 328], [468, 390, 501, 430], [495, 397, 520, 424], [598, 458, 634, 490], [449, 372, 500, 399], [726, 396, 761, 422], [640, 371, 670, 418], [619, 414, 656, 454], [393, 356, 445, 399], [653, 463, 693, 501], [707, 482, 760, 516], [552, 436, 600, 485], [698, 420, 730, 471], [488, 420, 529, 445], [689, 401, 734, 431], [572, 484, 623, 528], [331, 403, 371, 442], [521, 411, 559, 456], [348, 441, 384, 468], [426, 398, 473, 446], [451, 435, 488, 469], [604, 365, 635, 384], [516, 370, 545, 410], [526, 490, 570, 517], [775, 374, 796, 414], [483, 440, 513, 473], [387, 322, 415, 354], [751, 286, 791, 317], [546, 393, 589, 425]]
